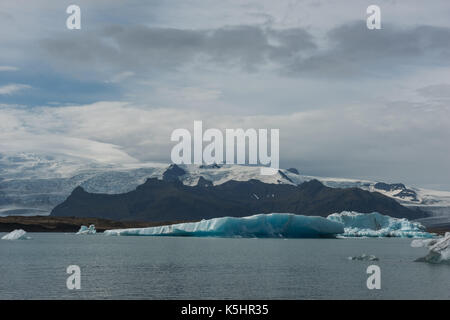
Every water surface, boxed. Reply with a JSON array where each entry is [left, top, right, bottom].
[[0, 233, 448, 299]]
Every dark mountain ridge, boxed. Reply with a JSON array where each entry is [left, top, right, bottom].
[[51, 177, 426, 222]]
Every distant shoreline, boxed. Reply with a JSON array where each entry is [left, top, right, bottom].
[[0, 215, 448, 235], [0, 216, 194, 233]]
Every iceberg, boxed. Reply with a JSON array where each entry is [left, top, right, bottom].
[[327, 211, 433, 238], [104, 213, 344, 238], [76, 224, 96, 235], [104, 211, 433, 239], [411, 232, 450, 264], [1, 229, 30, 240]]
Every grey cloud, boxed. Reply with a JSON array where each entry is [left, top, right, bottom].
[[40, 25, 316, 76], [417, 84, 450, 100], [285, 23, 450, 77], [3, 0, 450, 190], [0, 11, 13, 21], [40, 22, 450, 80]]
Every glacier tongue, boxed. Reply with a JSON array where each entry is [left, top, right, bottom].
[[104, 213, 344, 238], [327, 211, 433, 238]]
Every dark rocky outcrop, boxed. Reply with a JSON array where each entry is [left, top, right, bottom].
[[162, 164, 186, 182], [199, 163, 221, 169], [278, 170, 294, 183], [374, 182, 418, 201], [196, 176, 213, 188], [374, 182, 406, 191], [287, 168, 299, 175]]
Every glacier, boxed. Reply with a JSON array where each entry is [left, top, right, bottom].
[[76, 224, 96, 235], [104, 213, 345, 238], [411, 232, 450, 264], [3, 152, 450, 219], [326, 211, 433, 238], [1, 229, 30, 240]]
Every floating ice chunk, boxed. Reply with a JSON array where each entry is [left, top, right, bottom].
[[348, 254, 379, 261], [327, 211, 433, 238], [412, 232, 450, 264], [1, 229, 30, 240], [104, 213, 344, 238], [411, 238, 436, 248], [76, 224, 96, 235]]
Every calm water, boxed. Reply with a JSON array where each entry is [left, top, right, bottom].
[[0, 233, 449, 299]]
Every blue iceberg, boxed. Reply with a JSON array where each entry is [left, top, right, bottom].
[[103, 211, 433, 239], [76, 224, 96, 235], [104, 213, 344, 238], [327, 211, 433, 238]]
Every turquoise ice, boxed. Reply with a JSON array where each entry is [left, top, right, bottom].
[[76, 224, 97, 235], [104, 211, 434, 239], [104, 213, 344, 238]]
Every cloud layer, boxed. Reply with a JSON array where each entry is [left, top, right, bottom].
[[1, 0, 450, 189], [38, 22, 450, 81], [1, 96, 449, 188]]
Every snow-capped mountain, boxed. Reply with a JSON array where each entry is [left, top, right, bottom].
[[1, 153, 450, 225]]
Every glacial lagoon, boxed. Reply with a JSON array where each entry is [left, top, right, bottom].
[[0, 234, 449, 299]]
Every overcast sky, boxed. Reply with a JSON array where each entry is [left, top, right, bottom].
[[1, 0, 450, 190]]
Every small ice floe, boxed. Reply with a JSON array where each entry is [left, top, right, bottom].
[[1, 229, 31, 240], [76, 224, 96, 235], [411, 232, 450, 264], [348, 254, 379, 261]]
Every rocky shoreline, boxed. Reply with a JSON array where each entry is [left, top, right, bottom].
[[0, 216, 192, 233]]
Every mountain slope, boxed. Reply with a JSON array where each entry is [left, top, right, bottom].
[[51, 178, 425, 222]]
